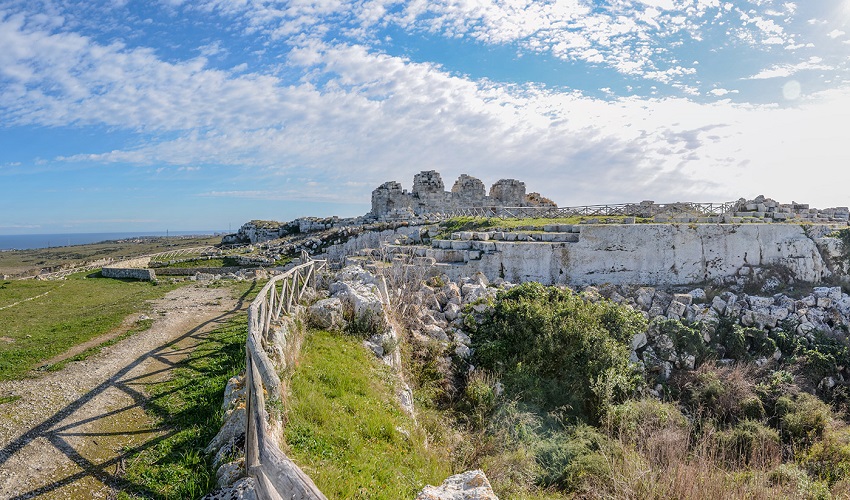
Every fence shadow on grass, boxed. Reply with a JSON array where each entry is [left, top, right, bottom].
[[0, 281, 257, 500]]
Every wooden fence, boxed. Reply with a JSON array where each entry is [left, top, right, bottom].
[[245, 257, 328, 500], [430, 201, 738, 219]]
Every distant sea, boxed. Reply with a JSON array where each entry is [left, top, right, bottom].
[[0, 231, 226, 251]]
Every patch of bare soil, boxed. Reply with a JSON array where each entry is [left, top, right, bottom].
[[0, 283, 243, 499]]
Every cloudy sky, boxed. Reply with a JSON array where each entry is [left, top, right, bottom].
[[1, 0, 848, 234]]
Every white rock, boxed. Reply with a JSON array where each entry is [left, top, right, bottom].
[[308, 297, 345, 330], [631, 332, 648, 351], [416, 470, 499, 500]]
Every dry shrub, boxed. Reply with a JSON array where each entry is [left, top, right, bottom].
[[672, 363, 761, 426], [603, 399, 690, 467]]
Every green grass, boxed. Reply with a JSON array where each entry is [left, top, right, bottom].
[[157, 257, 237, 269], [0, 273, 181, 380], [0, 395, 21, 405], [117, 312, 248, 500], [284, 330, 451, 499], [437, 215, 653, 237]]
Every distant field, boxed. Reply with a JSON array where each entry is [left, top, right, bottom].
[[0, 273, 182, 380], [0, 235, 222, 277]]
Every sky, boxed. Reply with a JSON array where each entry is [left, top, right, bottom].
[[0, 0, 849, 234]]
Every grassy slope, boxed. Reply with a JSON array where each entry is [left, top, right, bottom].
[[284, 330, 451, 499], [0, 273, 180, 380]]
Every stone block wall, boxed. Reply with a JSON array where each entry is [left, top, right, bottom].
[[102, 267, 157, 281], [370, 170, 556, 219]]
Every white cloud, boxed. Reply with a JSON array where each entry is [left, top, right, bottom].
[[827, 29, 846, 39], [2, 4, 850, 209], [746, 56, 833, 79]]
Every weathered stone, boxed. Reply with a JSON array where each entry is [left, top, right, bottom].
[[416, 470, 499, 500], [308, 297, 345, 330]]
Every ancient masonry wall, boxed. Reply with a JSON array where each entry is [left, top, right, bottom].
[[370, 170, 555, 220], [422, 224, 845, 286], [101, 267, 157, 281], [102, 256, 156, 281]]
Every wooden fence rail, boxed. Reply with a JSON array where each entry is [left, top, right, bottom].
[[428, 201, 738, 219], [245, 257, 328, 500]]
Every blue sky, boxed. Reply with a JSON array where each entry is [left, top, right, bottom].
[[1, 0, 848, 234]]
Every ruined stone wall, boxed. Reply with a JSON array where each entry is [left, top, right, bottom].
[[429, 224, 843, 286], [370, 170, 555, 220], [102, 267, 157, 281]]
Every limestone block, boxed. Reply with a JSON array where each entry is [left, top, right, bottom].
[[416, 470, 499, 500], [631, 332, 648, 351], [466, 250, 483, 261], [444, 302, 462, 321], [422, 324, 449, 341], [472, 241, 497, 252], [667, 301, 688, 319], [748, 296, 775, 309], [451, 240, 472, 250], [634, 287, 655, 310], [673, 293, 693, 306], [202, 477, 257, 500], [711, 295, 727, 314]]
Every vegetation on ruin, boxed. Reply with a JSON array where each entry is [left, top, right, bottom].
[[399, 282, 850, 499], [116, 311, 248, 500], [283, 329, 450, 499], [0, 273, 181, 381], [437, 215, 654, 238]]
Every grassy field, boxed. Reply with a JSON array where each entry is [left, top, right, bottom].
[[0, 235, 222, 277], [0, 273, 181, 380], [284, 330, 451, 499], [117, 312, 248, 500]]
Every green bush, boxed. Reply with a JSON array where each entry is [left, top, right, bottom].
[[650, 318, 713, 366], [776, 393, 831, 448], [534, 425, 618, 492], [801, 426, 850, 485], [471, 282, 646, 422]]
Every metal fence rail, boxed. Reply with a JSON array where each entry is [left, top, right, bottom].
[[245, 257, 328, 500], [430, 201, 738, 219]]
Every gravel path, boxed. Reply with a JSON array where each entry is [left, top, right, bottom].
[[0, 283, 242, 499]]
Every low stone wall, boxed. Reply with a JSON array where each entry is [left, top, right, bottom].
[[155, 266, 245, 276], [101, 267, 157, 281]]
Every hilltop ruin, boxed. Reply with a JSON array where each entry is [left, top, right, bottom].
[[369, 170, 555, 220]]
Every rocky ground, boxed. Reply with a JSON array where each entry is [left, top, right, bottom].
[[0, 284, 239, 499]]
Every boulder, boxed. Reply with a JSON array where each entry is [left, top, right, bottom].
[[416, 470, 499, 500], [308, 297, 345, 330]]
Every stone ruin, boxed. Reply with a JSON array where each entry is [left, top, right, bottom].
[[369, 170, 556, 221]]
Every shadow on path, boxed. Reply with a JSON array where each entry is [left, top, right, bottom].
[[0, 281, 257, 499]]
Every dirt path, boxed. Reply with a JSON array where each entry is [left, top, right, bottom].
[[0, 283, 244, 499]]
